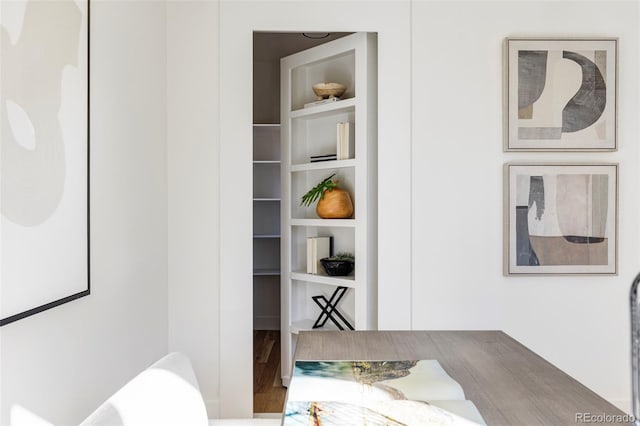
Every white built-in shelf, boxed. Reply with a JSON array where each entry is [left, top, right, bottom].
[[253, 119, 281, 331], [290, 319, 342, 335], [253, 198, 281, 202], [253, 234, 281, 239], [290, 271, 356, 288], [290, 98, 356, 120], [281, 33, 376, 387], [253, 269, 281, 276], [290, 159, 355, 173], [290, 218, 356, 228]]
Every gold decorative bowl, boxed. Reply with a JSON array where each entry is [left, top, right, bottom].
[[312, 82, 346, 100]]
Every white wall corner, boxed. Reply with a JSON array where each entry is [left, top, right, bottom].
[[205, 399, 220, 419]]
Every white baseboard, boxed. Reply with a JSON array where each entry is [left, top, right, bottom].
[[253, 316, 280, 330]]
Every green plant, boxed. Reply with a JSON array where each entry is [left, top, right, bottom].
[[300, 173, 338, 207], [327, 252, 354, 262]]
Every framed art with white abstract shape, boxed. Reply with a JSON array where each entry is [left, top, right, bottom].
[[505, 163, 618, 275], [1, 0, 90, 326], [505, 38, 617, 151]]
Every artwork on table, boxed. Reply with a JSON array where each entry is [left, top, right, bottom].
[[1, 0, 90, 326], [283, 360, 486, 425], [506, 38, 617, 151], [505, 164, 618, 275]]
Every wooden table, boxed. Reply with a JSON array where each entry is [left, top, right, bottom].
[[293, 330, 628, 425]]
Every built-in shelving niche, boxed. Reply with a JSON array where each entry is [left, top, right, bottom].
[[280, 32, 377, 387]]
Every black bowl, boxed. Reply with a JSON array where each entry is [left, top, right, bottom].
[[320, 258, 354, 276]]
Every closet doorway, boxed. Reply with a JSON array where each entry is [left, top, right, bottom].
[[252, 31, 351, 414]]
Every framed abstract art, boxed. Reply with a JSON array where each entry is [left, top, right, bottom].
[[505, 38, 617, 151], [505, 163, 618, 275], [1, 0, 90, 325]]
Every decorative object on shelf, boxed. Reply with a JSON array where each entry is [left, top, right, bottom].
[[505, 38, 618, 151], [301, 174, 354, 219], [312, 82, 346, 100], [505, 163, 618, 275], [320, 252, 354, 276], [312, 286, 354, 330], [316, 187, 354, 219]]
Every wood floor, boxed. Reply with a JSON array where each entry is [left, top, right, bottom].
[[253, 330, 287, 413]]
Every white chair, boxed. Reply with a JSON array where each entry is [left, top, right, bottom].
[[80, 352, 280, 426]]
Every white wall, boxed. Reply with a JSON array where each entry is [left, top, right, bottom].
[[411, 0, 639, 410], [0, 1, 169, 424], [2, 2, 637, 423], [172, 0, 638, 417], [166, 0, 220, 417]]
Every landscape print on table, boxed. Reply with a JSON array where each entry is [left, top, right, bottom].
[[508, 164, 617, 275], [507, 39, 617, 150], [283, 360, 486, 425]]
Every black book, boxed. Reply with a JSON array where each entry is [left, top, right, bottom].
[[310, 154, 337, 159]]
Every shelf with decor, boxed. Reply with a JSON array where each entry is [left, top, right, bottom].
[[280, 32, 377, 387]]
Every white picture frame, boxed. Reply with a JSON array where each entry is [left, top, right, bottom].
[[505, 163, 618, 275], [505, 38, 618, 151]]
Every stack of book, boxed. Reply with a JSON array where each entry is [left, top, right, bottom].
[[310, 154, 337, 163], [336, 122, 354, 160], [307, 237, 333, 274]]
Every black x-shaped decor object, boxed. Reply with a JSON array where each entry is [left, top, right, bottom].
[[312, 286, 354, 330]]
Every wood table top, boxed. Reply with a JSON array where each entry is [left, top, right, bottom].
[[293, 330, 628, 425]]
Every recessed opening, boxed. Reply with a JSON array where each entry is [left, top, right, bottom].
[[252, 31, 353, 415]]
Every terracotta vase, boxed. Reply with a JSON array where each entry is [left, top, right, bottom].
[[316, 188, 354, 219]]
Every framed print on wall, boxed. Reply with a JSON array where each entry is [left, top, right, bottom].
[[505, 163, 618, 275], [1, 0, 90, 326], [506, 38, 618, 151]]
